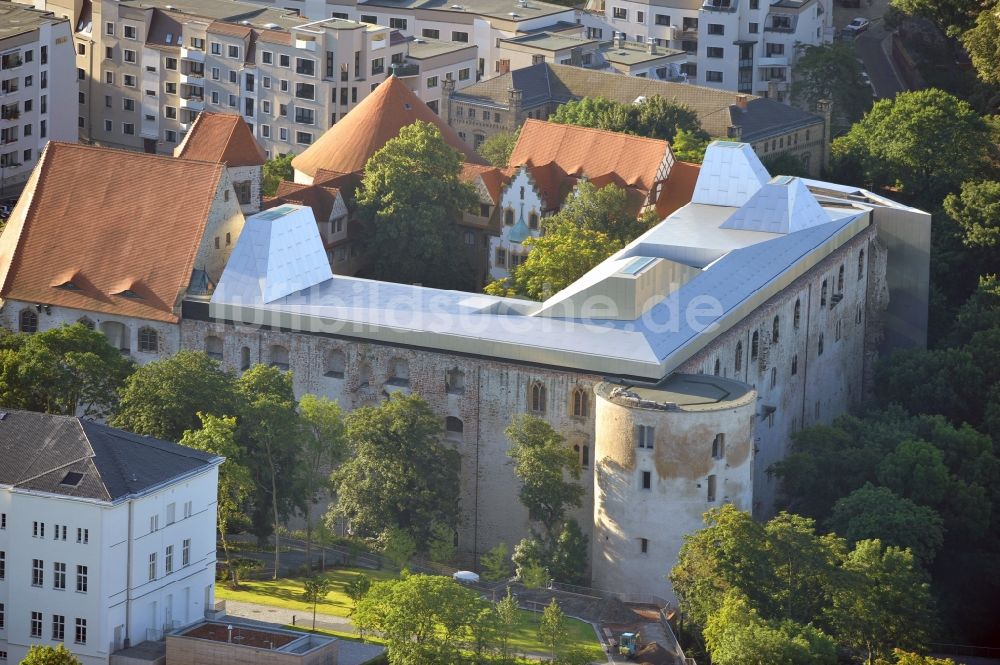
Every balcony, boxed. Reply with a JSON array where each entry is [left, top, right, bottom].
[[0, 56, 23, 71], [702, 0, 738, 12], [140, 125, 158, 139], [179, 72, 204, 85], [179, 95, 204, 111], [180, 47, 205, 62], [758, 56, 789, 66]]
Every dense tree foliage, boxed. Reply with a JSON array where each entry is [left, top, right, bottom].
[[943, 180, 1000, 251], [791, 42, 874, 132], [263, 152, 294, 197], [891, 0, 982, 35], [550, 95, 709, 143], [0, 323, 133, 417], [477, 129, 520, 167], [831, 89, 995, 209], [330, 393, 461, 552], [671, 506, 933, 663], [112, 350, 233, 440], [297, 394, 347, 564], [962, 3, 1000, 85], [20, 645, 83, 665], [357, 121, 478, 288]]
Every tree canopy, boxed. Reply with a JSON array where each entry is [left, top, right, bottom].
[[263, 152, 295, 197], [330, 393, 461, 552], [962, 3, 1000, 86], [20, 645, 83, 665], [791, 42, 873, 132], [477, 129, 520, 167], [357, 121, 478, 288], [943, 180, 1000, 250], [891, 0, 982, 35], [550, 95, 709, 143], [0, 323, 133, 417], [831, 89, 995, 209]]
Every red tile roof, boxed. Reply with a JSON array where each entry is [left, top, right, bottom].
[[656, 161, 700, 218], [509, 119, 671, 193], [0, 143, 225, 323], [175, 111, 267, 167], [460, 163, 509, 204], [292, 75, 485, 179]]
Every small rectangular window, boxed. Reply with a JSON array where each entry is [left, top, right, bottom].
[[640, 538, 649, 554], [636, 424, 655, 449], [707, 474, 717, 502], [641, 470, 652, 490]]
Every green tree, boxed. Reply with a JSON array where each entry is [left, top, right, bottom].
[[235, 364, 302, 578], [345, 574, 372, 616], [302, 576, 334, 631], [877, 440, 952, 507], [427, 522, 457, 565], [19, 644, 82, 665], [878, 650, 959, 665], [891, 0, 981, 35], [297, 394, 347, 568], [948, 274, 1000, 345], [381, 526, 417, 570], [263, 152, 294, 197], [480, 542, 512, 582], [506, 415, 584, 547], [831, 89, 994, 208], [549, 97, 626, 132], [353, 574, 487, 665], [827, 484, 945, 564], [761, 513, 843, 624], [478, 129, 520, 167], [512, 537, 548, 587], [180, 413, 253, 586], [332, 393, 461, 551], [704, 591, 837, 665], [672, 127, 711, 163], [538, 598, 568, 660], [112, 350, 234, 441], [0, 323, 133, 417], [485, 220, 623, 299], [550, 95, 707, 143], [548, 519, 589, 585], [791, 42, 873, 132], [762, 152, 812, 178], [875, 347, 983, 426], [555, 180, 655, 244], [963, 3, 1000, 86], [495, 589, 520, 664], [825, 540, 933, 664], [943, 180, 1000, 249], [357, 121, 478, 288]]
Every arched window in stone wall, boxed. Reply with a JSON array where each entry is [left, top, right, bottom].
[[19, 309, 38, 333], [735, 342, 743, 372], [100, 321, 130, 352], [268, 344, 289, 370], [818, 334, 825, 356], [772, 315, 780, 343], [858, 249, 865, 279], [791, 354, 798, 376], [357, 361, 372, 389], [821, 279, 828, 306], [138, 327, 159, 354], [793, 299, 801, 330], [325, 349, 346, 378], [504, 208, 514, 225], [571, 387, 590, 418], [205, 336, 223, 360], [445, 416, 464, 437], [240, 347, 251, 371], [751, 331, 759, 361], [529, 381, 546, 414], [529, 212, 539, 230], [573, 443, 590, 469], [837, 264, 845, 292], [713, 358, 720, 376]]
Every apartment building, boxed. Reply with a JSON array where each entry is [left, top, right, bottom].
[[0, 3, 75, 195], [242, 0, 612, 80], [497, 30, 687, 78], [17, 0, 478, 157], [0, 409, 221, 665], [592, 0, 833, 97]]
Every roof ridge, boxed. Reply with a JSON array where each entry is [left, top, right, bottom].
[[51, 140, 227, 169]]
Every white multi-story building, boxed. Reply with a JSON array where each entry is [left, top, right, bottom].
[[0, 3, 75, 195], [0, 409, 221, 665], [595, 0, 833, 98]]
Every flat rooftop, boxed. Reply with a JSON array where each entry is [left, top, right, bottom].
[[359, 0, 575, 21], [0, 4, 67, 41], [407, 37, 476, 58], [602, 43, 686, 65], [598, 374, 755, 411], [501, 32, 600, 51], [176, 621, 335, 654]]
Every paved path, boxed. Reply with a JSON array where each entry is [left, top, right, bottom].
[[855, 30, 906, 98]]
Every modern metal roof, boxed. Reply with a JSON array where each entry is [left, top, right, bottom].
[[209, 142, 876, 380]]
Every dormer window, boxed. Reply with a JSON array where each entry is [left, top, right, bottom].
[[56, 280, 80, 291], [60, 471, 84, 487], [117, 289, 141, 299]]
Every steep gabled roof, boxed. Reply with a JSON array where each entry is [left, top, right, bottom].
[[0, 143, 225, 323], [174, 111, 267, 167], [0, 409, 219, 502], [461, 163, 508, 204], [509, 119, 671, 193], [292, 75, 485, 178]]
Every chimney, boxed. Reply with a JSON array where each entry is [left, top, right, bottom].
[[735, 94, 748, 110], [647, 37, 656, 54]]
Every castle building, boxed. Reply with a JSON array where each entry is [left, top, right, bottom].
[[0, 409, 221, 665], [0, 133, 929, 600]]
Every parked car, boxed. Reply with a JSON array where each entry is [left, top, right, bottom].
[[843, 17, 871, 37]]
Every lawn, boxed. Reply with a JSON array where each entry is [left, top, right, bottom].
[[216, 567, 397, 618], [218, 570, 603, 659]]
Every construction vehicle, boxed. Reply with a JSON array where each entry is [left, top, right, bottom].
[[619, 632, 640, 659]]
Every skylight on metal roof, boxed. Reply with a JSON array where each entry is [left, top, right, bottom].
[[620, 256, 657, 276], [254, 205, 298, 222]]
